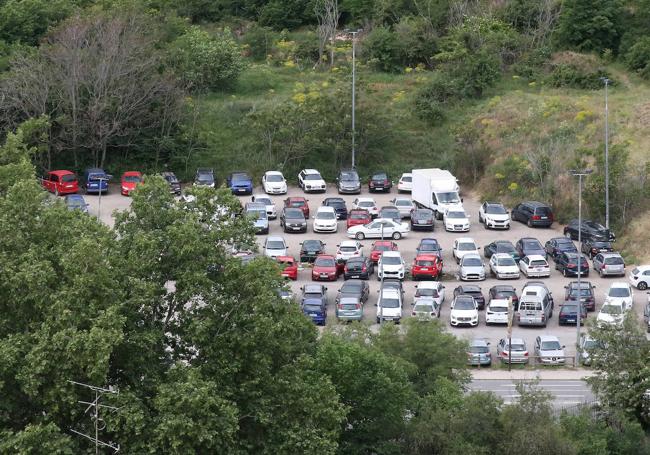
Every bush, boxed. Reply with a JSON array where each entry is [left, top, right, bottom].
[[169, 26, 246, 92], [512, 46, 552, 80], [555, 0, 623, 54], [414, 97, 446, 125], [624, 37, 650, 79], [362, 26, 400, 72], [242, 24, 277, 61], [452, 51, 502, 98], [545, 52, 613, 89]]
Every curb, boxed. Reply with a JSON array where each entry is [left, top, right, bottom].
[[471, 368, 595, 381]]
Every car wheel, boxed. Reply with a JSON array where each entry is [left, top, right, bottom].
[[563, 268, 567, 277], [355, 232, 365, 240], [54, 187, 59, 197], [527, 218, 533, 227], [376, 317, 380, 324], [565, 230, 572, 239], [639, 281, 648, 290], [392, 232, 402, 240]]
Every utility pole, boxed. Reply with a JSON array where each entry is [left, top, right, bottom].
[[507, 296, 513, 372], [69, 381, 120, 454], [345, 29, 361, 169], [600, 77, 610, 229], [570, 169, 592, 366], [379, 222, 384, 325]]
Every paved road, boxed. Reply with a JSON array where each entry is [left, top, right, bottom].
[[83, 181, 646, 363], [470, 378, 595, 407]]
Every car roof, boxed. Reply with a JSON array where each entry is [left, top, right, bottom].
[[599, 252, 621, 257], [470, 338, 489, 347], [324, 197, 345, 202], [49, 169, 75, 176], [373, 240, 395, 246], [276, 256, 294, 262], [356, 197, 376, 202], [609, 281, 630, 288], [417, 281, 441, 289], [485, 201, 504, 206], [456, 237, 475, 243], [349, 208, 370, 214], [304, 284, 325, 292], [253, 194, 271, 199], [316, 206, 336, 213], [526, 254, 547, 261], [522, 201, 549, 207], [551, 236, 573, 243], [380, 288, 401, 296], [303, 169, 321, 174], [122, 170, 141, 176], [197, 167, 213, 172], [420, 238, 439, 243], [265, 170, 283, 175], [459, 284, 481, 291], [340, 240, 358, 246], [382, 251, 402, 258], [266, 236, 285, 242], [462, 253, 482, 259], [401, 172, 412, 177], [339, 296, 361, 303], [493, 253, 514, 259], [341, 280, 363, 289], [415, 254, 438, 260], [287, 196, 307, 201], [504, 337, 525, 344], [538, 335, 560, 342], [65, 194, 85, 200], [492, 284, 515, 291]]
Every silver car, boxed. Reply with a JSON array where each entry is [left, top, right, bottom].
[[593, 252, 625, 277], [496, 338, 529, 364], [459, 253, 486, 281], [411, 298, 441, 320], [467, 338, 492, 366], [534, 335, 566, 365], [336, 296, 363, 321]]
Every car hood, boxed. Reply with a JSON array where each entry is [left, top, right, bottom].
[[496, 265, 519, 273], [378, 306, 402, 316], [446, 217, 469, 225], [461, 265, 484, 273], [524, 248, 546, 256], [305, 179, 326, 186], [605, 296, 631, 306], [597, 312, 623, 323], [451, 309, 478, 317], [381, 264, 404, 271], [484, 213, 509, 221], [313, 266, 336, 273], [539, 349, 564, 357], [315, 218, 337, 225]]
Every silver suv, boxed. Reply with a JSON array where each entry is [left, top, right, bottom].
[[593, 252, 625, 277]]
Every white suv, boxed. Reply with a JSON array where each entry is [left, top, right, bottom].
[[450, 295, 479, 327], [629, 265, 650, 290], [313, 206, 338, 233], [298, 169, 326, 193], [478, 202, 510, 229], [377, 287, 403, 323], [378, 251, 405, 281]]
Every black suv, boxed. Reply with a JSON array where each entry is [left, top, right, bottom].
[[511, 201, 553, 227], [194, 168, 215, 188], [368, 172, 392, 192], [322, 197, 348, 220], [544, 237, 577, 261], [336, 169, 361, 194], [563, 219, 615, 243], [581, 239, 614, 259], [555, 252, 589, 277], [161, 171, 181, 195], [453, 284, 485, 310]]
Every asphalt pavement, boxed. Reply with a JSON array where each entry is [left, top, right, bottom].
[[83, 182, 646, 366], [469, 378, 595, 407]]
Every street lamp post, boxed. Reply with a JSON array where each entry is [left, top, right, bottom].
[[96, 175, 112, 221], [570, 169, 592, 366], [601, 77, 610, 229], [379, 222, 384, 325], [346, 29, 361, 169]]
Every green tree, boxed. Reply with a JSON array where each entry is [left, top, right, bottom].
[[556, 0, 624, 53], [624, 37, 650, 79], [0, 0, 77, 45]]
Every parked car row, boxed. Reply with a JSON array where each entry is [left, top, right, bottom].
[[468, 335, 569, 366]]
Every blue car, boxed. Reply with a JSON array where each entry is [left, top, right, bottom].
[[302, 298, 327, 325], [227, 172, 253, 195], [64, 194, 89, 213], [83, 168, 110, 194]]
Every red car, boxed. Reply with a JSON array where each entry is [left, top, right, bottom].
[[311, 254, 339, 281], [277, 256, 298, 280], [121, 171, 143, 196], [284, 197, 310, 217], [411, 254, 443, 281], [41, 170, 79, 195], [347, 209, 372, 229], [370, 240, 399, 263]]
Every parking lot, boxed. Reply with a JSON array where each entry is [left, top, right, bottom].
[[86, 182, 645, 361]]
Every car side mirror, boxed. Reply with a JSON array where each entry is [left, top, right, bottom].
[[461, 198, 464, 202], [562, 345, 566, 348]]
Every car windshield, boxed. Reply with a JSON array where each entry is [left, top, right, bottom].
[[496, 243, 515, 253], [402, 175, 412, 182], [61, 174, 77, 182], [592, 241, 612, 248], [523, 240, 542, 249], [340, 246, 358, 252], [255, 197, 272, 205], [197, 173, 213, 182], [303, 241, 321, 250], [419, 242, 439, 251], [608, 288, 630, 297], [470, 345, 489, 353], [463, 258, 482, 267], [326, 200, 345, 208], [266, 174, 283, 182], [437, 192, 460, 203], [486, 205, 507, 214], [340, 172, 358, 181], [315, 257, 335, 267], [416, 289, 439, 298], [341, 282, 361, 293], [248, 210, 266, 220], [417, 260, 435, 266], [89, 173, 107, 180], [585, 221, 606, 230], [458, 243, 476, 251], [375, 244, 392, 251], [447, 211, 466, 219], [373, 173, 388, 180], [541, 341, 561, 350], [231, 173, 249, 182], [414, 303, 434, 312], [67, 197, 85, 207], [382, 209, 399, 216], [380, 298, 399, 308], [602, 304, 623, 314], [289, 200, 305, 207], [605, 257, 624, 265], [570, 288, 591, 297], [304, 292, 322, 299], [303, 304, 322, 312], [350, 212, 368, 220], [497, 257, 516, 266], [164, 174, 178, 183], [286, 209, 304, 218], [508, 343, 526, 351], [414, 210, 432, 218], [530, 260, 547, 267], [305, 173, 322, 180], [382, 256, 402, 265], [455, 299, 475, 310], [123, 175, 141, 183], [562, 304, 579, 313], [583, 339, 600, 349], [317, 211, 336, 220], [358, 201, 374, 207], [267, 241, 285, 249]]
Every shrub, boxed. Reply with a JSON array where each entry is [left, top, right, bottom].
[[545, 52, 613, 89], [414, 97, 446, 125], [362, 26, 400, 72], [242, 24, 277, 61], [624, 37, 650, 79], [555, 0, 623, 54], [452, 51, 501, 98]]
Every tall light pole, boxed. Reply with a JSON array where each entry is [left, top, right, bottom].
[[601, 77, 610, 229], [346, 29, 361, 169], [570, 169, 592, 366], [379, 222, 384, 325]]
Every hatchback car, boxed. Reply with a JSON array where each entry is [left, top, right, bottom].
[[298, 169, 326, 193], [518, 255, 551, 278], [411, 254, 443, 281], [410, 208, 435, 231], [449, 295, 479, 327], [444, 209, 470, 232], [414, 281, 445, 306], [313, 206, 338, 233], [284, 197, 310, 217], [459, 254, 485, 281], [277, 256, 298, 280], [352, 197, 379, 217], [534, 335, 566, 365], [555, 252, 589, 277], [483, 240, 519, 262], [564, 281, 596, 311], [558, 302, 587, 325], [301, 283, 328, 306], [245, 202, 269, 234], [194, 168, 215, 188], [344, 256, 374, 280], [485, 298, 510, 325], [629, 265, 650, 290], [397, 173, 412, 193], [377, 287, 403, 323], [312, 255, 339, 281], [453, 238, 480, 263], [515, 237, 545, 259], [302, 299, 327, 325], [83, 168, 111, 194], [453, 284, 485, 309], [336, 169, 361, 194], [489, 285, 519, 310], [564, 219, 615, 242], [280, 207, 307, 233], [336, 280, 369, 304], [544, 237, 578, 260], [582, 239, 614, 259], [378, 206, 401, 223], [336, 296, 363, 322], [161, 171, 182, 195], [603, 282, 633, 310], [251, 194, 277, 219], [593, 252, 625, 277], [389, 198, 415, 218], [412, 299, 441, 320], [368, 171, 392, 192], [120, 171, 143, 196], [478, 202, 510, 229], [262, 170, 287, 194], [467, 338, 491, 366], [64, 194, 89, 213], [347, 209, 371, 229], [226, 172, 253, 195], [300, 239, 326, 263], [378, 251, 406, 281], [497, 338, 529, 364], [416, 238, 442, 257], [264, 236, 288, 258], [489, 253, 520, 280], [578, 335, 602, 365], [323, 197, 348, 220], [42, 170, 79, 195], [511, 201, 553, 227]]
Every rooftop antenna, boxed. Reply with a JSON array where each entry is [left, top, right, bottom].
[[69, 380, 120, 454]]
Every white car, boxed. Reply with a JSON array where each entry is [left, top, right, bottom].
[[313, 206, 338, 233], [485, 298, 510, 325], [534, 335, 566, 365], [352, 197, 379, 217], [452, 237, 479, 263], [389, 197, 415, 218], [597, 301, 626, 326], [377, 288, 403, 323], [378, 251, 406, 281], [251, 194, 277, 219], [459, 253, 486, 281], [347, 218, 409, 240], [519, 255, 550, 278], [261, 171, 287, 194], [629, 265, 650, 290], [264, 236, 287, 258], [336, 240, 363, 262], [397, 173, 412, 193], [444, 209, 470, 232], [412, 299, 440, 319], [449, 295, 479, 327], [298, 169, 326, 193], [478, 201, 511, 229], [414, 281, 445, 306], [604, 282, 634, 310], [489, 253, 520, 279]]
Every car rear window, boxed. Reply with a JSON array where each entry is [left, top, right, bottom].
[[417, 260, 435, 266], [61, 174, 77, 182], [605, 257, 624, 265], [470, 346, 489, 353], [303, 304, 322, 312], [530, 260, 547, 267], [535, 207, 552, 216], [290, 200, 305, 207], [350, 212, 368, 219], [340, 303, 359, 310]]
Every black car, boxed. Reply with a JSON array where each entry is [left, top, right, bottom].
[[484, 240, 520, 261], [161, 171, 181, 195], [368, 171, 392, 192], [559, 302, 587, 326], [515, 237, 545, 259], [379, 206, 401, 223], [410, 208, 435, 231], [280, 207, 307, 233], [336, 280, 369, 304], [564, 219, 615, 243], [323, 197, 348, 220], [564, 281, 596, 311], [555, 252, 589, 277], [300, 239, 326, 263], [344, 256, 374, 280], [194, 167, 215, 187], [581, 239, 614, 259], [453, 284, 485, 310], [336, 169, 361, 194], [544, 237, 578, 260], [416, 238, 442, 257], [489, 285, 519, 310], [511, 201, 553, 227]]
